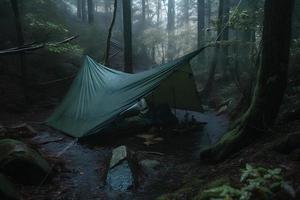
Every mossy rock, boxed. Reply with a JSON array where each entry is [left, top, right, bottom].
[[0, 139, 51, 185], [0, 173, 20, 200]]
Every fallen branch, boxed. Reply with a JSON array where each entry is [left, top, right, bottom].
[[0, 35, 79, 55], [47, 35, 79, 46]]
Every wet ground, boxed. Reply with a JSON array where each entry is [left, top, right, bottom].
[[5, 110, 228, 200]]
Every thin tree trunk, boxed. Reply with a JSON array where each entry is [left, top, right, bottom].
[[87, 0, 94, 24], [104, 0, 117, 66], [142, 0, 146, 27], [81, 0, 87, 21], [77, 0, 82, 18], [222, 0, 230, 79], [157, 0, 161, 24], [123, 0, 133, 73], [167, 0, 175, 61], [201, 0, 295, 162], [11, 0, 28, 103], [201, 0, 224, 98], [197, 0, 205, 49]]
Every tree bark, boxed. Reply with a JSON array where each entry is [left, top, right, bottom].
[[167, 0, 175, 61], [222, 0, 230, 80], [77, 0, 82, 18], [87, 0, 94, 24], [10, 0, 28, 102], [142, 0, 146, 27], [156, 0, 161, 24], [200, 0, 295, 162], [81, 0, 87, 21], [123, 0, 133, 73], [197, 0, 205, 49], [104, 0, 117, 66], [200, 0, 224, 98]]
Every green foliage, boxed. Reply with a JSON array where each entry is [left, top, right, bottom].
[[197, 164, 286, 200], [199, 184, 242, 200], [240, 164, 283, 199], [46, 43, 83, 54], [25, 13, 69, 35], [229, 8, 263, 32]]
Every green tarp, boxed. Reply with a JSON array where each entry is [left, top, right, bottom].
[[47, 48, 205, 138]]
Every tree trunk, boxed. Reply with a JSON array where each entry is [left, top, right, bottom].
[[123, 0, 133, 73], [77, 0, 82, 18], [87, 0, 94, 24], [104, 0, 117, 66], [184, 0, 190, 27], [197, 0, 205, 49], [142, 0, 146, 27], [81, 0, 87, 21], [222, 0, 230, 80], [10, 0, 28, 103], [157, 0, 161, 24], [200, 0, 224, 98], [201, 0, 295, 162], [167, 0, 175, 61]]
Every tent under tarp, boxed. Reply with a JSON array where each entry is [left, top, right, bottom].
[[47, 48, 205, 138]]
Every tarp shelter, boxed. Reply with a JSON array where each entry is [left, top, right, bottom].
[[47, 48, 205, 138]]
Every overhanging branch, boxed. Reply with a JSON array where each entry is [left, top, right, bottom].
[[0, 35, 79, 55]]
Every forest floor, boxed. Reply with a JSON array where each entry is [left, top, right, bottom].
[[0, 101, 300, 200]]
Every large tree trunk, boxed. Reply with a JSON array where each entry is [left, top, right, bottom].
[[167, 0, 175, 61], [10, 0, 28, 103], [123, 0, 133, 73], [200, 0, 294, 162], [87, 0, 94, 24], [104, 0, 117, 66]]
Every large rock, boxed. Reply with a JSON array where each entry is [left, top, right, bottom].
[[0, 173, 20, 200], [0, 139, 51, 185], [106, 146, 138, 191]]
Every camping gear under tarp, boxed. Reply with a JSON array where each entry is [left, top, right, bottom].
[[47, 48, 206, 138]]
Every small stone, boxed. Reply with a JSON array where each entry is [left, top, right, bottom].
[[139, 159, 160, 175], [109, 145, 127, 168]]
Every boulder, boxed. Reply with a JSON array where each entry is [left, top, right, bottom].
[[0, 173, 20, 200], [106, 146, 138, 191], [0, 139, 51, 185]]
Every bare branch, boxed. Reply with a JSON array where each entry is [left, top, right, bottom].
[[0, 35, 79, 55]]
